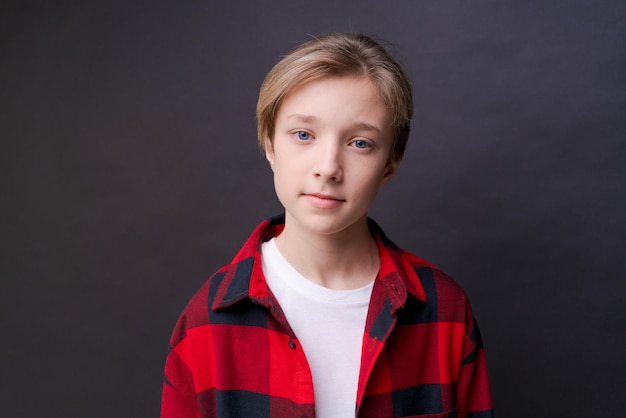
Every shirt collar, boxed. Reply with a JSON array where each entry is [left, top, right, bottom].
[[212, 215, 428, 311]]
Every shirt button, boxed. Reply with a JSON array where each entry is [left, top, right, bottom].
[[288, 340, 296, 349]]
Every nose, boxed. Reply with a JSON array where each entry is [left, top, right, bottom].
[[313, 141, 343, 182]]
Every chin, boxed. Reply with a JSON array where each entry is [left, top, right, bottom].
[[292, 211, 368, 237]]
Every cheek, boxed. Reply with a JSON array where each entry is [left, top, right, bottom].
[[354, 175, 385, 202], [272, 159, 295, 190], [371, 166, 392, 192]]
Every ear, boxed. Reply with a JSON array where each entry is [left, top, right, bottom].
[[380, 159, 398, 186], [265, 141, 275, 171]]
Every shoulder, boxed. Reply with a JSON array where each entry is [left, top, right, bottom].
[[390, 246, 476, 329], [407, 250, 468, 299], [167, 216, 282, 347], [388, 240, 470, 304], [166, 264, 231, 348]]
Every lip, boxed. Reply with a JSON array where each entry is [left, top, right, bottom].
[[303, 193, 345, 209]]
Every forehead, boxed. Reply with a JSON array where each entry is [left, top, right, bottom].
[[277, 76, 392, 132]]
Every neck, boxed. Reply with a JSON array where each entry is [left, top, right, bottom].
[[274, 215, 380, 290]]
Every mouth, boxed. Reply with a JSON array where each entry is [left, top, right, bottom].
[[305, 193, 344, 201], [303, 193, 345, 209]]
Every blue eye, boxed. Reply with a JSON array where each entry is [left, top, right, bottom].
[[296, 131, 310, 140], [353, 139, 369, 149]]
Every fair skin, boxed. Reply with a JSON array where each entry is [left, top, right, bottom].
[[265, 75, 397, 290]]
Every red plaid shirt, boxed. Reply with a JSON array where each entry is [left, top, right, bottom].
[[161, 216, 494, 417]]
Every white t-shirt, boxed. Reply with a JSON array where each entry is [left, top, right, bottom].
[[261, 238, 374, 418]]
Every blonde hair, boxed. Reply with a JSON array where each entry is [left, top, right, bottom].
[[256, 33, 413, 164]]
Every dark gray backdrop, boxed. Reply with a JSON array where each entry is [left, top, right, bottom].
[[3, 0, 625, 416]]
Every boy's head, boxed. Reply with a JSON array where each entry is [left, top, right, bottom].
[[257, 33, 413, 166]]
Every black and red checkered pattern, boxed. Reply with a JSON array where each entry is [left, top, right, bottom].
[[161, 215, 494, 417]]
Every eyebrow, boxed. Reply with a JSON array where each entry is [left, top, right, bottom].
[[285, 114, 317, 123], [354, 122, 383, 134], [285, 114, 384, 134]]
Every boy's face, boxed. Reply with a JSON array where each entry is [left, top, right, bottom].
[[266, 75, 397, 237]]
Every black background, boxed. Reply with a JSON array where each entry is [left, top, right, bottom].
[[3, 1, 625, 416]]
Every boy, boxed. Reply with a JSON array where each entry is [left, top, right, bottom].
[[161, 33, 494, 418]]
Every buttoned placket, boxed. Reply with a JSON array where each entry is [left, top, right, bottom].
[[355, 274, 407, 416], [254, 292, 317, 416]]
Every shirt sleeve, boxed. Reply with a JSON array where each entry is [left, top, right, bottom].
[[161, 304, 206, 418], [456, 301, 495, 417], [161, 344, 201, 418]]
